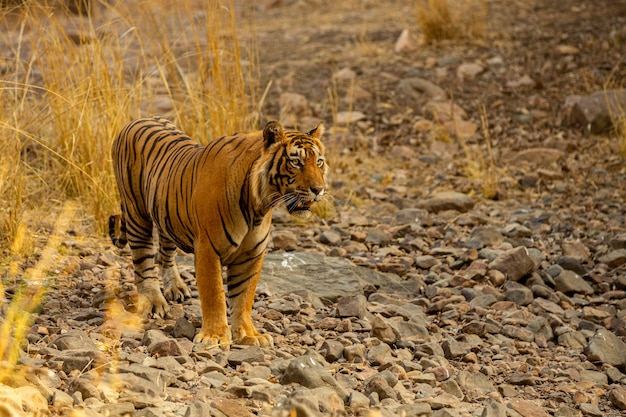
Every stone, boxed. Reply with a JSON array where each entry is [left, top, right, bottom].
[[609, 387, 626, 410], [504, 281, 534, 306], [50, 330, 98, 350], [262, 252, 407, 303], [598, 249, 626, 268], [173, 317, 196, 340], [456, 371, 496, 398], [441, 339, 467, 360], [512, 148, 564, 165], [211, 398, 255, 417], [506, 398, 551, 417], [584, 329, 626, 367], [280, 355, 348, 399], [272, 229, 300, 251], [398, 77, 447, 101], [489, 246, 537, 282], [365, 226, 392, 246], [228, 346, 265, 366], [319, 229, 342, 246], [365, 375, 397, 401], [481, 398, 507, 417], [423, 100, 468, 123], [457, 62, 485, 80], [320, 340, 344, 362], [414, 255, 440, 269], [335, 111, 366, 125], [336, 295, 368, 319], [371, 315, 398, 345], [562, 89, 626, 133], [554, 270, 594, 295], [394, 29, 416, 53], [148, 338, 185, 357], [366, 342, 395, 366], [417, 191, 475, 213]]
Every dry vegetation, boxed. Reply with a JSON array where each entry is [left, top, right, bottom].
[[415, 0, 487, 43], [0, 0, 254, 381], [0, 0, 255, 248]]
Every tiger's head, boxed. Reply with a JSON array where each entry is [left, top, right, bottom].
[[255, 121, 327, 216]]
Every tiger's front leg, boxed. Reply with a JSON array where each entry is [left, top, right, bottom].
[[193, 239, 232, 346], [227, 254, 273, 347]]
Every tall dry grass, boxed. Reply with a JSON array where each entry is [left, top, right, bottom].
[[0, 0, 255, 246], [0, 0, 256, 387]]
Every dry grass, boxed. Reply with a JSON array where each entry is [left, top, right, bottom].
[[456, 106, 499, 199], [0, 0, 255, 246], [415, 0, 487, 43], [0, 0, 255, 391]]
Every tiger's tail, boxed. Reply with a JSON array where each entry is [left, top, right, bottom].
[[109, 214, 128, 249]]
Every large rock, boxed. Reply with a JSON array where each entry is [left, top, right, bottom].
[[489, 246, 538, 282], [584, 329, 626, 368], [562, 89, 626, 133], [280, 355, 348, 399], [417, 191, 475, 213], [261, 251, 410, 303]]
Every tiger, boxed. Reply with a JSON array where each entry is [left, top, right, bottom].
[[108, 116, 327, 347]]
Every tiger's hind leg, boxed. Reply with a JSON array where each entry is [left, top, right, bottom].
[[126, 216, 169, 318], [157, 236, 192, 302]]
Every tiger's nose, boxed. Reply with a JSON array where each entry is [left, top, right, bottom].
[[310, 186, 324, 197]]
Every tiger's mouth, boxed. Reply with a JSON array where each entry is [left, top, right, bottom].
[[287, 199, 314, 213]]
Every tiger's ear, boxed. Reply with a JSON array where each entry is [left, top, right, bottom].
[[307, 122, 324, 140], [263, 121, 286, 147]]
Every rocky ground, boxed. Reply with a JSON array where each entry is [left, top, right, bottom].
[[3, 0, 626, 416]]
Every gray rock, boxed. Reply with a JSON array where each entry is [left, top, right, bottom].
[[558, 331, 587, 349], [481, 398, 507, 417], [320, 340, 344, 362], [417, 191, 475, 213], [489, 246, 537, 282], [365, 226, 392, 246], [562, 89, 626, 133], [398, 77, 447, 101], [598, 249, 626, 268], [117, 364, 177, 389], [50, 330, 98, 351], [584, 329, 626, 367], [365, 374, 397, 401], [504, 281, 534, 306], [441, 339, 467, 360], [456, 371, 496, 398], [554, 270, 594, 294], [336, 294, 368, 318], [319, 229, 342, 246], [173, 317, 196, 340], [262, 252, 408, 303], [366, 342, 395, 366], [228, 346, 265, 366], [556, 256, 588, 275], [414, 255, 440, 269], [280, 355, 348, 399]]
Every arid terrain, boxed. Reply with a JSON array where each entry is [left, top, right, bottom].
[[2, 0, 626, 416]]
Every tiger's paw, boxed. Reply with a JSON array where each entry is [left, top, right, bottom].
[[136, 280, 169, 318], [193, 322, 232, 348], [233, 326, 274, 347], [162, 269, 192, 302]]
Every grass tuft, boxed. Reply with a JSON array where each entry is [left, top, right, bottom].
[[415, 0, 487, 43]]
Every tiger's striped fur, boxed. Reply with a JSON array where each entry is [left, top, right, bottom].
[[109, 116, 327, 346]]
